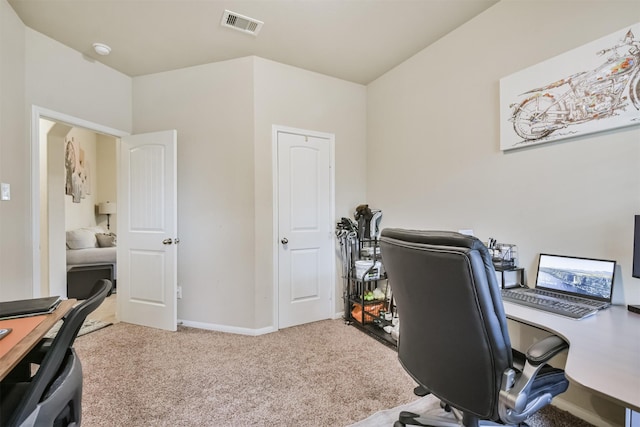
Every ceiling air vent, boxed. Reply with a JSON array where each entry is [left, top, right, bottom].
[[221, 10, 263, 36]]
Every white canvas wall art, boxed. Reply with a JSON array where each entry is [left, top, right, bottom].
[[65, 137, 91, 203], [500, 23, 640, 151]]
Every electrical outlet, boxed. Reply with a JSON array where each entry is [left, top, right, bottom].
[[177, 286, 182, 299]]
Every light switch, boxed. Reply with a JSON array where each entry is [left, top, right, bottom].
[[1, 183, 10, 201]]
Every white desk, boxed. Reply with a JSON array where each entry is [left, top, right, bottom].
[[504, 302, 640, 415]]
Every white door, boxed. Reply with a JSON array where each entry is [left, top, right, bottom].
[[117, 130, 178, 331], [276, 127, 334, 329]]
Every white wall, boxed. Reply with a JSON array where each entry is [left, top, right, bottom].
[[0, 0, 27, 300], [133, 58, 257, 329], [45, 122, 71, 298], [366, 1, 639, 425], [25, 29, 131, 133], [133, 56, 367, 331], [0, 9, 132, 300], [253, 57, 367, 325], [368, 1, 639, 306], [20, 28, 131, 299]]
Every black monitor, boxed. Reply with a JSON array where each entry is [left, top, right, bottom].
[[634, 216, 640, 278]]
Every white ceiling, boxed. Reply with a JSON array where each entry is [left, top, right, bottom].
[[8, 0, 498, 85]]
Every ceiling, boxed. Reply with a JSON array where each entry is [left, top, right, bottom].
[[8, 0, 498, 85]]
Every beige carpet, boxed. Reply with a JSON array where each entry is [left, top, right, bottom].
[[73, 320, 592, 427]]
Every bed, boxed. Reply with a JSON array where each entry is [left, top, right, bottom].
[[66, 227, 116, 298]]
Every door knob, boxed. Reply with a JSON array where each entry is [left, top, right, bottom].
[[162, 238, 173, 245], [281, 238, 289, 245]]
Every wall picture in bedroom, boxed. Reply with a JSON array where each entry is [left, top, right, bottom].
[[64, 137, 91, 202], [500, 23, 640, 151]]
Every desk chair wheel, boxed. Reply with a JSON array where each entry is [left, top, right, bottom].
[[396, 411, 431, 427], [413, 385, 430, 397]]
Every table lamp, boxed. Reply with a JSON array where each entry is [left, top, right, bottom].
[[98, 201, 117, 230]]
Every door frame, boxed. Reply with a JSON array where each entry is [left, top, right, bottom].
[[30, 105, 129, 297], [271, 125, 336, 330]]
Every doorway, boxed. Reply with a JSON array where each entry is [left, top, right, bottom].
[[33, 107, 127, 299], [32, 107, 179, 331], [40, 119, 118, 322], [274, 126, 335, 329]]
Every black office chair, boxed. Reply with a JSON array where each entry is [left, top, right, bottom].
[[0, 279, 112, 427], [379, 230, 569, 427]]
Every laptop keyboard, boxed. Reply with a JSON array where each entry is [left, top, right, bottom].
[[501, 288, 601, 319]]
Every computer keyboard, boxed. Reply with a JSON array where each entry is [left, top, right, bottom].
[[501, 288, 598, 319], [526, 288, 607, 308]]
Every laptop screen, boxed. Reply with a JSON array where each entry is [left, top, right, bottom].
[[535, 254, 616, 302]]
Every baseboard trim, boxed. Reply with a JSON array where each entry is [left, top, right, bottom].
[[178, 319, 277, 336], [552, 398, 623, 427], [179, 313, 346, 336]]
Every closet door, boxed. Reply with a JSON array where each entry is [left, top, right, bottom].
[[276, 127, 334, 329]]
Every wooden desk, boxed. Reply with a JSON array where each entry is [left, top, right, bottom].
[[0, 299, 76, 381], [504, 302, 640, 414]]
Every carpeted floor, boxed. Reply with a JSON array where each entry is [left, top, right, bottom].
[[73, 320, 593, 426]]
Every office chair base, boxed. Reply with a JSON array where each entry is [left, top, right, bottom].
[[396, 410, 463, 427], [394, 410, 530, 427]]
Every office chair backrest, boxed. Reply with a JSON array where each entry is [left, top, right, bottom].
[[7, 279, 112, 426], [23, 348, 83, 427], [380, 230, 512, 421]]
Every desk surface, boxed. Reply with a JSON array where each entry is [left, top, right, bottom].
[[0, 299, 76, 381], [504, 302, 640, 413]]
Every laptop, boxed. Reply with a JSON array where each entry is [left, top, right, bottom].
[[0, 296, 62, 320], [501, 254, 616, 319]]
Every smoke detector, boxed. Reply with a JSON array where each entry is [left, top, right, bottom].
[[92, 43, 111, 56], [221, 10, 263, 36]]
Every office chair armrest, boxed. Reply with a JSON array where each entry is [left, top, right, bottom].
[[24, 338, 53, 364], [525, 335, 568, 366], [1, 339, 54, 384], [499, 335, 568, 419]]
